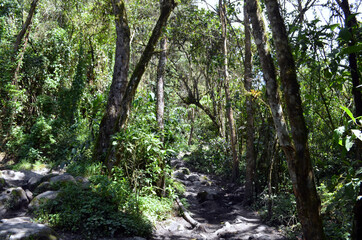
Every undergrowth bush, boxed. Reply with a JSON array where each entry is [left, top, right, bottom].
[[36, 174, 152, 239]]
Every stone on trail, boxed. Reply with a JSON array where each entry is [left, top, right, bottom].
[[0, 217, 58, 240], [29, 191, 59, 210], [49, 174, 76, 185], [172, 170, 187, 180], [187, 173, 199, 182]]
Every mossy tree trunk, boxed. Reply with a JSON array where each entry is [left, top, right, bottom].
[[94, 0, 177, 171], [246, 0, 325, 238], [243, 3, 256, 204]]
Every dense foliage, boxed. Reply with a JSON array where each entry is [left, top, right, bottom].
[[0, 0, 361, 239]]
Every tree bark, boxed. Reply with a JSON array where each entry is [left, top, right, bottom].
[[93, 0, 130, 164], [116, 0, 176, 130], [97, 0, 177, 170], [264, 0, 325, 239], [219, 0, 239, 182], [156, 35, 167, 197], [243, 3, 256, 204], [335, 1, 362, 238], [246, 0, 325, 238], [14, 0, 39, 55], [156, 37, 167, 142]]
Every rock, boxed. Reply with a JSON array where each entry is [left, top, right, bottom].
[[0, 187, 29, 210], [75, 176, 91, 189], [34, 182, 51, 194], [25, 189, 33, 201], [29, 191, 59, 210], [197, 189, 219, 203], [1, 170, 45, 189], [0, 176, 8, 191], [27, 175, 44, 191], [0, 217, 58, 240], [49, 174, 76, 185], [173, 170, 187, 180], [0, 170, 28, 187], [187, 174, 199, 182], [121, 237, 147, 240], [197, 191, 208, 203]]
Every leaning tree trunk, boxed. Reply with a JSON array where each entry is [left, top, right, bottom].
[[4, 0, 40, 145], [219, 0, 239, 182], [102, 0, 177, 171], [246, 0, 325, 239], [156, 35, 167, 197], [93, 0, 130, 164], [243, 3, 256, 205]]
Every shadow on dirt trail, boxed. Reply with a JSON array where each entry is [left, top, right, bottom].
[[153, 158, 287, 240]]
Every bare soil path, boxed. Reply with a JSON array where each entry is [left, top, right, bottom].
[[153, 157, 286, 240]]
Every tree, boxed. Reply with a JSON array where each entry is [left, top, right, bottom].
[[219, 0, 238, 181], [155, 33, 168, 197], [243, 2, 255, 204], [94, 0, 177, 170], [246, 0, 325, 238], [334, 1, 362, 238], [93, 0, 130, 165]]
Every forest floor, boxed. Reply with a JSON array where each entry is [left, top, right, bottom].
[[1, 152, 286, 240], [152, 157, 287, 240]]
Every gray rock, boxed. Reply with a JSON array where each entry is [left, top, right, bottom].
[[1, 170, 44, 188], [172, 170, 187, 180], [0, 187, 29, 210], [0, 217, 58, 240], [49, 174, 76, 185], [34, 182, 51, 194], [27, 175, 44, 191], [0, 176, 8, 191], [25, 189, 33, 201], [29, 191, 59, 210], [187, 174, 199, 182]]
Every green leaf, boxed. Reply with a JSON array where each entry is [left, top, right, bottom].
[[339, 28, 352, 42], [352, 129, 362, 141], [345, 136, 354, 151], [341, 106, 356, 124], [328, 23, 340, 31], [341, 44, 362, 55]]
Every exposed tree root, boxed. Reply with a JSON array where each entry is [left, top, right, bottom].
[[175, 197, 206, 232]]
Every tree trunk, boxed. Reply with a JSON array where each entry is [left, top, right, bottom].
[[246, 0, 325, 238], [335, 1, 362, 238], [219, 0, 239, 182], [243, 3, 256, 204], [93, 0, 130, 164], [188, 108, 195, 146], [156, 37, 167, 143], [14, 0, 39, 55], [156, 35, 167, 197], [264, 0, 325, 238], [97, 0, 177, 170]]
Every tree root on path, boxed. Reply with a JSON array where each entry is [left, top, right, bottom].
[[175, 197, 206, 232]]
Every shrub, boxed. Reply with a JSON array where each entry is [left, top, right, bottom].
[[35, 176, 152, 239]]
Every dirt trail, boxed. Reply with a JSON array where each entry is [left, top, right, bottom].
[[153, 158, 286, 240]]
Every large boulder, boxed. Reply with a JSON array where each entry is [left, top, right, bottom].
[[0, 187, 29, 213], [29, 191, 59, 210], [0, 217, 58, 240], [1, 170, 44, 189], [49, 174, 76, 185], [34, 182, 52, 195]]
